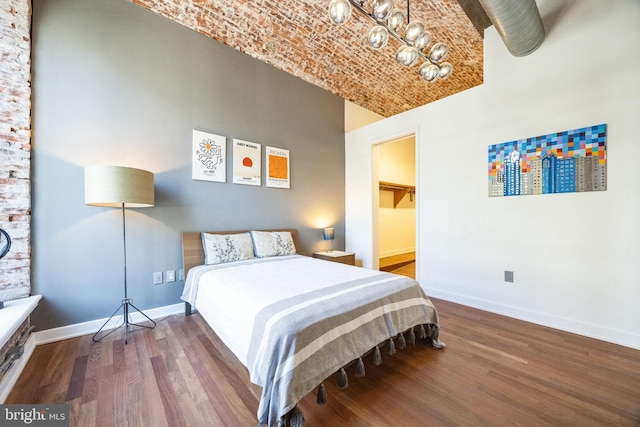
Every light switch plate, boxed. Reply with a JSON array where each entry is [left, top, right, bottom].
[[153, 271, 163, 285]]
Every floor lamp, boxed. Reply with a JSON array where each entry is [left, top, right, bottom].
[[85, 165, 157, 344]]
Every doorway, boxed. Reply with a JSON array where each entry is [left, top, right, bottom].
[[376, 135, 416, 278]]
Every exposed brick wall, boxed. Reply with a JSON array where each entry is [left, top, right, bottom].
[[130, 0, 483, 117], [0, 318, 29, 382], [0, 0, 31, 301]]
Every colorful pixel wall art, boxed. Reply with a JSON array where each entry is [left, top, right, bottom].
[[488, 124, 607, 197]]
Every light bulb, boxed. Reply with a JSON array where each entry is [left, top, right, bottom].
[[367, 25, 389, 49], [387, 9, 404, 32], [429, 42, 449, 62], [438, 62, 453, 79], [396, 45, 419, 67], [404, 21, 425, 46], [414, 31, 431, 51], [419, 62, 440, 82], [328, 0, 351, 25], [372, 0, 394, 21]]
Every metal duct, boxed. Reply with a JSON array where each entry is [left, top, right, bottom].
[[477, 0, 545, 57]]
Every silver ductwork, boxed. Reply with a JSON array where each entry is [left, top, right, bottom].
[[477, 0, 545, 57]]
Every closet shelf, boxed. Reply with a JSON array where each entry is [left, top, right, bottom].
[[379, 181, 415, 208]]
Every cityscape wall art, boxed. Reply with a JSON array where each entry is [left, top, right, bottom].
[[488, 124, 607, 197]]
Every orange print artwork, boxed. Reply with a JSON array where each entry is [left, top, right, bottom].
[[269, 155, 288, 179]]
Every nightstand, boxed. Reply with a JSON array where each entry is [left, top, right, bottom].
[[313, 250, 355, 266]]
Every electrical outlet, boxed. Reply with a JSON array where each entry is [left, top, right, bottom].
[[504, 271, 514, 283], [178, 269, 185, 281], [166, 270, 176, 282], [153, 271, 163, 285]]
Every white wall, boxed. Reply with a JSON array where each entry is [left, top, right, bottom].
[[345, 0, 640, 349], [344, 100, 384, 132]]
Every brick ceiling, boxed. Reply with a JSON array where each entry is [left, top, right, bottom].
[[131, 0, 485, 117]]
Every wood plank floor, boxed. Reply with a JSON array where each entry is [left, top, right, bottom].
[[387, 261, 415, 278], [379, 252, 415, 272], [7, 300, 640, 426]]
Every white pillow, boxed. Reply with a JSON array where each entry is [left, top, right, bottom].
[[250, 231, 296, 258], [202, 232, 255, 265]]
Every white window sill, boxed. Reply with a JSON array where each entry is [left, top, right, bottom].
[[0, 296, 42, 349]]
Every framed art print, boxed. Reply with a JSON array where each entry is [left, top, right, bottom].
[[488, 124, 606, 197], [233, 139, 261, 186], [266, 146, 290, 189], [192, 130, 226, 182]]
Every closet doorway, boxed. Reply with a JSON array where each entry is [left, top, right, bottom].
[[376, 135, 416, 279]]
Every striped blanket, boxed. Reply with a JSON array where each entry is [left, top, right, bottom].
[[245, 264, 442, 426], [181, 255, 442, 427]]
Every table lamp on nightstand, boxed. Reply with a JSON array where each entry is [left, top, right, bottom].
[[85, 165, 157, 344], [323, 227, 335, 252]]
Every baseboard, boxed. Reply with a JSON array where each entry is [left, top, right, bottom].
[[379, 247, 415, 259], [33, 303, 185, 345], [426, 288, 640, 351], [0, 334, 36, 403]]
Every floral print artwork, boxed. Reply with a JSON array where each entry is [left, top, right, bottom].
[[192, 130, 226, 182]]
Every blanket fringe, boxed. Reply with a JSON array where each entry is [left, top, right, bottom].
[[316, 383, 327, 405], [355, 357, 365, 378], [397, 332, 406, 350], [373, 345, 382, 366], [289, 406, 304, 427], [278, 323, 446, 426], [408, 327, 416, 346], [387, 337, 396, 355], [338, 367, 348, 389], [418, 324, 427, 339]]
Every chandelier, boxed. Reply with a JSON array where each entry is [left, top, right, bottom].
[[328, 0, 452, 83]]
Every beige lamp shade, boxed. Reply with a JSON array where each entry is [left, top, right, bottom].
[[84, 165, 154, 208]]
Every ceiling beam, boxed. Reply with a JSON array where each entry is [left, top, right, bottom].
[[457, 0, 492, 36]]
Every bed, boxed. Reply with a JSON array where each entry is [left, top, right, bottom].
[[181, 229, 444, 427]]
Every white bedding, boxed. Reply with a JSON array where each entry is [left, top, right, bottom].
[[182, 253, 443, 426], [181, 255, 382, 366]]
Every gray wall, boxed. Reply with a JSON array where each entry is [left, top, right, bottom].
[[31, 0, 345, 329]]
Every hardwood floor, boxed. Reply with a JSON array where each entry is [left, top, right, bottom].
[[381, 253, 415, 278], [6, 300, 640, 426], [387, 261, 415, 278], [380, 252, 415, 271]]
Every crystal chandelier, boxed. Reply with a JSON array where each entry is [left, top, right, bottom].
[[328, 0, 452, 82]]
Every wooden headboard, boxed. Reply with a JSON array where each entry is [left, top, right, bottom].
[[181, 229, 299, 278]]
